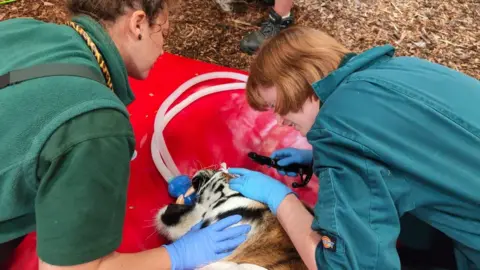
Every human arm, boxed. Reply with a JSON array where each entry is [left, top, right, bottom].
[[228, 168, 319, 269], [36, 110, 249, 269], [39, 248, 172, 270], [230, 126, 403, 269], [40, 215, 249, 270], [306, 127, 403, 269], [276, 194, 321, 270], [35, 109, 135, 267]]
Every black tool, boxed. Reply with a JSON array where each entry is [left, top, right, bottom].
[[247, 152, 314, 188]]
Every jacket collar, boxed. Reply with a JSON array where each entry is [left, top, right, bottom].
[[71, 15, 135, 105], [312, 45, 395, 102]]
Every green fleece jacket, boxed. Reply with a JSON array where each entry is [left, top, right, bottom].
[[0, 16, 135, 265]]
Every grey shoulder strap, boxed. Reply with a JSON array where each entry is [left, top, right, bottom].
[[0, 63, 106, 89]]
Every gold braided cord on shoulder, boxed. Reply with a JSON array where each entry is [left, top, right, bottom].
[[65, 21, 114, 91]]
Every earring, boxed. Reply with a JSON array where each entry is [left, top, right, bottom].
[[136, 24, 142, 40]]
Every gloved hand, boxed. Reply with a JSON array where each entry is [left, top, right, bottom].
[[229, 168, 293, 214], [271, 148, 313, 176], [164, 215, 250, 270]]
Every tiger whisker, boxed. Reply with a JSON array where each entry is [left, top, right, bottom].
[[144, 230, 159, 242], [142, 219, 159, 229]]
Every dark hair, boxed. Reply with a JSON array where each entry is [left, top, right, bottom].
[[67, 0, 173, 25]]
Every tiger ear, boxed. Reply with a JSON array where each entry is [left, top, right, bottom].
[[192, 172, 211, 191], [222, 172, 234, 183], [192, 170, 217, 190]]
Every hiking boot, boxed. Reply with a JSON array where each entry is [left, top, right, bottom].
[[239, 8, 294, 55]]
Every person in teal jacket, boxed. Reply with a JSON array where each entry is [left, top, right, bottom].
[[227, 25, 480, 269], [0, 0, 249, 269]]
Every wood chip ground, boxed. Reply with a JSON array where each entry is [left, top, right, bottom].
[[1, 0, 478, 78]]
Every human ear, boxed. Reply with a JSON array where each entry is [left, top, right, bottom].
[[128, 10, 148, 40]]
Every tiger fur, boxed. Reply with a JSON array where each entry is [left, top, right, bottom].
[[155, 169, 309, 270]]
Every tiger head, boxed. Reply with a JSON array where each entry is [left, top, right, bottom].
[[155, 169, 309, 270], [155, 169, 267, 241]]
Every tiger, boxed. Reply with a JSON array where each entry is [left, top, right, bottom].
[[155, 168, 309, 270]]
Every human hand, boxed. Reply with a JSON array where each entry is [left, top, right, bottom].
[[164, 215, 250, 270], [271, 148, 313, 176], [229, 168, 293, 214]]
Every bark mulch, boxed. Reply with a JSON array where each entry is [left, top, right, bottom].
[[1, 0, 478, 78]]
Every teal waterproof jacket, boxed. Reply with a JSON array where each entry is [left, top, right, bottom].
[[307, 45, 480, 269]]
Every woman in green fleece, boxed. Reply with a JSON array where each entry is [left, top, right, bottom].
[[0, 0, 250, 269]]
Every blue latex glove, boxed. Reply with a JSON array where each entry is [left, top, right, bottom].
[[229, 168, 293, 214], [164, 214, 250, 270], [271, 148, 313, 176]]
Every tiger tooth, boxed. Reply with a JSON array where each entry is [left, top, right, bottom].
[[176, 195, 185, 205], [184, 187, 195, 197]]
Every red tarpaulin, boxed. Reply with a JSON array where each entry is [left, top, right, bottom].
[[6, 53, 318, 269]]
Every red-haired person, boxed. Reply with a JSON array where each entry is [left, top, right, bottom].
[[230, 26, 480, 270]]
